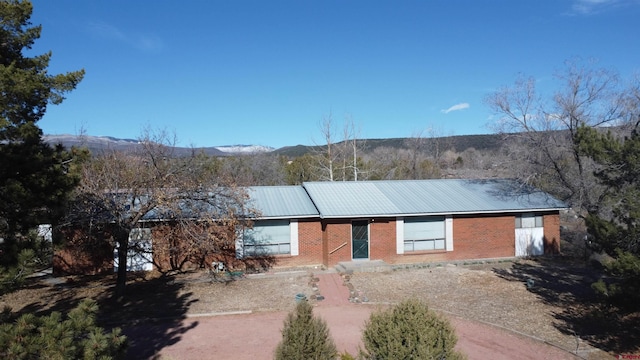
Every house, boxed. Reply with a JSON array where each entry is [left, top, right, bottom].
[[240, 179, 566, 268], [54, 179, 566, 274]]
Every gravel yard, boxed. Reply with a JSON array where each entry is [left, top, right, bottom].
[[2, 258, 636, 359], [345, 261, 599, 358]]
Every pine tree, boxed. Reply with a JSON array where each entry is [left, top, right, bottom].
[[577, 122, 640, 308], [0, 0, 85, 288], [274, 300, 338, 360], [360, 298, 465, 360], [0, 299, 127, 359]]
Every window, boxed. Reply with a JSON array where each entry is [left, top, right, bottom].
[[404, 216, 446, 252], [516, 214, 543, 228], [242, 220, 291, 256]]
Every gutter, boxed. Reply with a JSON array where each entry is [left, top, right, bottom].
[[315, 207, 568, 219]]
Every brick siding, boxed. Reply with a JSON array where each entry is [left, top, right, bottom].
[[314, 212, 561, 267], [55, 211, 562, 273]]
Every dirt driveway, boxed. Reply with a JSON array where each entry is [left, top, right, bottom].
[[124, 272, 581, 360], [127, 305, 578, 360]]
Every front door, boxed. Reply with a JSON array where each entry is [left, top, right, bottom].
[[352, 220, 369, 259]]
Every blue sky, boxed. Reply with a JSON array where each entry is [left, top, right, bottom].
[[31, 0, 639, 148]]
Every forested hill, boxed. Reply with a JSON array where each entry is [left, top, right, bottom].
[[274, 133, 505, 157]]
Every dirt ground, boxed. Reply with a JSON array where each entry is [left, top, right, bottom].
[[1, 258, 638, 359], [131, 272, 580, 360]]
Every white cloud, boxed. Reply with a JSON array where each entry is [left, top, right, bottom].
[[441, 103, 470, 114], [570, 0, 621, 15], [88, 21, 164, 52]]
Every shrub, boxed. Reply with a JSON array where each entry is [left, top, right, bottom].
[[0, 299, 127, 359], [360, 298, 465, 360], [592, 250, 640, 310], [274, 300, 337, 360]]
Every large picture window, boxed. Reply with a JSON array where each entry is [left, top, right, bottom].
[[403, 216, 446, 252], [242, 220, 291, 256]]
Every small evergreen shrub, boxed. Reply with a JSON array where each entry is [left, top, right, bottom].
[[360, 298, 465, 360], [0, 299, 127, 359], [592, 250, 640, 310], [274, 300, 337, 360]]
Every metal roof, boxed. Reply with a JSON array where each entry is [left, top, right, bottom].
[[247, 186, 319, 219], [142, 180, 566, 222], [301, 179, 567, 218]]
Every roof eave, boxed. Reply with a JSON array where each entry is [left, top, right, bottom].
[[316, 207, 567, 219]]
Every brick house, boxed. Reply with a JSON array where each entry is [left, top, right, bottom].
[[54, 179, 566, 274], [248, 179, 566, 269]]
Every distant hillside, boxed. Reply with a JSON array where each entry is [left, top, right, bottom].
[[45, 133, 506, 158], [274, 134, 505, 157], [45, 134, 227, 156]]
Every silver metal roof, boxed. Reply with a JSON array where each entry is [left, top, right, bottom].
[[247, 186, 319, 219], [302, 179, 566, 218]]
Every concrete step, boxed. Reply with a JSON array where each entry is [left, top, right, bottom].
[[335, 260, 389, 274]]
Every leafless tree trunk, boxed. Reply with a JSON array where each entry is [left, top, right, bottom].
[[314, 114, 336, 181], [405, 130, 425, 180], [339, 115, 365, 181]]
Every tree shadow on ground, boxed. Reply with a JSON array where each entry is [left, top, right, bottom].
[[493, 257, 640, 355], [98, 275, 199, 359], [6, 273, 199, 359]]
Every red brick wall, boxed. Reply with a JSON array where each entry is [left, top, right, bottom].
[[369, 218, 396, 261], [324, 220, 353, 265], [447, 214, 516, 260], [53, 227, 115, 276], [273, 219, 324, 268], [543, 213, 561, 254], [370, 214, 516, 265], [309, 212, 561, 267], [55, 211, 562, 273]]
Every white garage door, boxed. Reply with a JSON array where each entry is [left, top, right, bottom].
[[515, 214, 544, 256]]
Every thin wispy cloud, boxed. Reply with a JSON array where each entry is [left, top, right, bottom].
[[570, 0, 622, 15], [441, 103, 470, 114], [88, 21, 164, 52]]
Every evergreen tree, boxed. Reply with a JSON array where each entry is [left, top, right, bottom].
[[274, 300, 338, 360], [360, 298, 465, 360], [0, 0, 84, 281], [577, 122, 640, 308], [0, 299, 127, 359]]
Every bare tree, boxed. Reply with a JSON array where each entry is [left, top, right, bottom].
[[65, 129, 256, 299], [403, 127, 442, 180], [405, 130, 426, 179], [314, 113, 337, 181], [486, 60, 630, 215], [220, 153, 287, 186], [339, 115, 366, 181]]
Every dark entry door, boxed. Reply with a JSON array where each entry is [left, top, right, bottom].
[[352, 220, 369, 259]]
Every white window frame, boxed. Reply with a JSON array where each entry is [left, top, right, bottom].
[[239, 219, 297, 257], [397, 215, 453, 254], [516, 214, 544, 229]]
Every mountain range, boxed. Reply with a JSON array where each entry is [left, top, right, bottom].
[[43, 134, 275, 156], [44, 133, 505, 157]]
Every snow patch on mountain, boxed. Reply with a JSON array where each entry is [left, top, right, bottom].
[[43, 134, 275, 154], [214, 145, 275, 153]]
